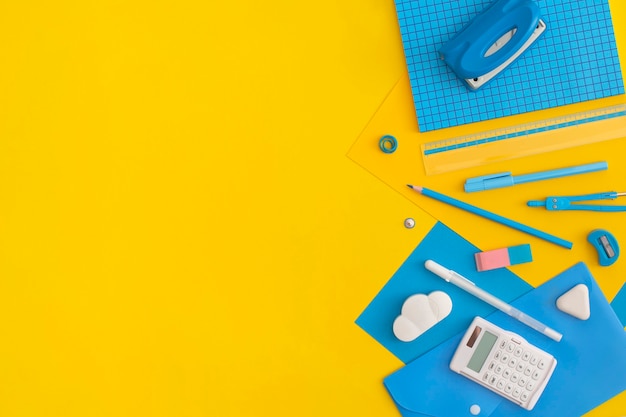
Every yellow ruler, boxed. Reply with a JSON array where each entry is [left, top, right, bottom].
[[421, 104, 626, 175]]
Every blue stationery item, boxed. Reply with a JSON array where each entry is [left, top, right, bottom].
[[384, 331, 503, 417], [439, 0, 546, 91], [408, 185, 573, 249], [527, 191, 626, 211], [379, 135, 398, 153], [384, 262, 626, 417], [587, 229, 620, 266], [355, 221, 532, 364], [506, 244, 532, 265], [611, 282, 626, 327], [394, 0, 624, 131], [464, 162, 608, 192]]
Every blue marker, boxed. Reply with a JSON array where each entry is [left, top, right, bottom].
[[464, 161, 608, 192]]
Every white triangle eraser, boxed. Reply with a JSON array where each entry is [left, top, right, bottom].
[[556, 284, 590, 320]]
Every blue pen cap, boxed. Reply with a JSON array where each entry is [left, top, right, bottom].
[[464, 172, 515, 192]]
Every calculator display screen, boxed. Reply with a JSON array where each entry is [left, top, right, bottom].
[[467, 330, 498, 372]]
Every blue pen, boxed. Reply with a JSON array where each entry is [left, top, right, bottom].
[[464, 161, 608, 192], [407, 185, 573, 249]]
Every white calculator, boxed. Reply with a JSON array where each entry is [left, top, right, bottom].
[[450, 316, 557, 411]]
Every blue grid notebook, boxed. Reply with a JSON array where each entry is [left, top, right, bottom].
[[395, 0, 625, 132]]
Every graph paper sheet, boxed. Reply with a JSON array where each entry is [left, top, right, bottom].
[[396, 0, 625, 132]]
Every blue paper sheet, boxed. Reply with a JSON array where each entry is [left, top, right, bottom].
[[356, 222, 532, 364], [394, 0, 625, 131], [384, 262, 626, 417]]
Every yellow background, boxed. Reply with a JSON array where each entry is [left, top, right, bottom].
[[0, 1, 623, 416]]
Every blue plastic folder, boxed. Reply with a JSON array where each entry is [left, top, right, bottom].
[[611, 282, 626, 327], [355, 222, 532, 364], [384, 262, 626, 417]]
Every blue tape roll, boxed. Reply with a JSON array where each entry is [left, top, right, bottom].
[[379, 135, 398, 153]]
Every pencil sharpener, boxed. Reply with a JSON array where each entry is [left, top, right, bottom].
[[587, 229, 619, 267]]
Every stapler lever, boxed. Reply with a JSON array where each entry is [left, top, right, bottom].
[[527, 192, 626, 211]]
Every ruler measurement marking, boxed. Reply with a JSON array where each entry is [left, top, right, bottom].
[[423, 105, 626, 156]]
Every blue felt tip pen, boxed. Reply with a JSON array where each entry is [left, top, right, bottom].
[[464, 161, 608, 192]]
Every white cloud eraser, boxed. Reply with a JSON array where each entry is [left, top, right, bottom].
[[393, 291, 452, 342]]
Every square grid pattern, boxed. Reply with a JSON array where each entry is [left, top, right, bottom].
[[395, 0, 625, 132]]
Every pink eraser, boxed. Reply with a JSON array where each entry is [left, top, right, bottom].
[[475, 244, 532, 272], [475, 248, 510, 271]]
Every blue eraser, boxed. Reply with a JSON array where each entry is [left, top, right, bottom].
[[508, 244, 533, 265]]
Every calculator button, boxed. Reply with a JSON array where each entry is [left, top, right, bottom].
[[504, 383, 513, 394], [518, 376, 528, 387], [500, 340, 507, 349], [489, 375, 498, 385], [494, 350, 501, 360], [532, 370, 542, 380], [506, 343, 515, 353], [501, 353, 510, 363], [503, 369, 512, 379], [526, 380, 536, 391], [495, 364, 503, 374], [516, 362, 525, 372], [496, 379, 506, 390], [537, 359, 547, 370], [510, 373, 519, 383], [530, 355, 539, 366], [488, 361, 497, 371], [514, 347, 523, 357], [483, 372, 490, 382], [521, 391, 530, 402], [523, 366, 532, 376], [508, 358, 517, 368], [512, 387, 522, 398]]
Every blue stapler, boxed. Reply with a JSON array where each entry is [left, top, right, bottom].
[[439, 0, 546, 91]]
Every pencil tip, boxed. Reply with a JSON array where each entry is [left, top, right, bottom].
[[406, 184, 413, 189]]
